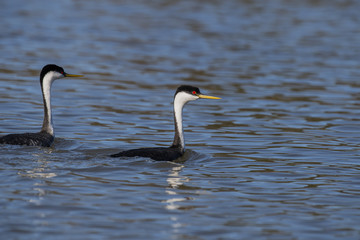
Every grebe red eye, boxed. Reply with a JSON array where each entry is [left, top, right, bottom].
[[192, 91, 196, 95]]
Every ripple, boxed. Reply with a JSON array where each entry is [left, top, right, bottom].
[[1, 0, 360, 239]]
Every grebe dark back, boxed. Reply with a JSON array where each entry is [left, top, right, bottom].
[[110, 85, 220, 161], [0, 64, 83, 147]]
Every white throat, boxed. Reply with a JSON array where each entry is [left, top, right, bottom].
[[41, 71, 63, 135], [173, 92, 198, 150]]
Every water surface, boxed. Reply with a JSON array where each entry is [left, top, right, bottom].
[[1, 0, 360, 239]]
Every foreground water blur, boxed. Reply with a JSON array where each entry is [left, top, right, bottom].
[[1, 0, 360, 239]]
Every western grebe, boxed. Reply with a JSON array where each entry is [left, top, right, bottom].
[[111, 85, 220, 161], [0, 64, 83, 147]]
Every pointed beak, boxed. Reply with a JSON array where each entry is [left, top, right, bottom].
[[64, 73, 84, 78], [197, 94, 221, 100]]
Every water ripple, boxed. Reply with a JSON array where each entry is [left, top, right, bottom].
[[1, 0, 360, 239]]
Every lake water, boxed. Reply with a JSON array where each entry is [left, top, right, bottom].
[[1, 0, 360, 239]]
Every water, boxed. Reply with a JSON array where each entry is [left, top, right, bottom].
[[1, 0, 360, 239]]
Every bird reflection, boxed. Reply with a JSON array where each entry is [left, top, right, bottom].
[[163, 164, 190, 233], [163, 164, 190, 211], [18, 150, 57, 179]]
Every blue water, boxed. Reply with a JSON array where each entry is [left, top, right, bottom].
[[1, 0, 360, 239]]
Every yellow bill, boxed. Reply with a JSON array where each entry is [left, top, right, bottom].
[[65, 73, 84, 78], [198, 94, 221, 99]]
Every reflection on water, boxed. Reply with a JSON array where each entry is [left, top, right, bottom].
[[18, 150, 57, 179], [1, 0, 360, 239], [164, 164, 189, 211], [20, 166, 57, 179], [164, 164, 189, 236]]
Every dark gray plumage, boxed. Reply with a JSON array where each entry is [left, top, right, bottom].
[[110, 146, 183, 161], [0, 64, 82, 147], [0, 131, 54, 147], [111, 85, 220, 161]]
